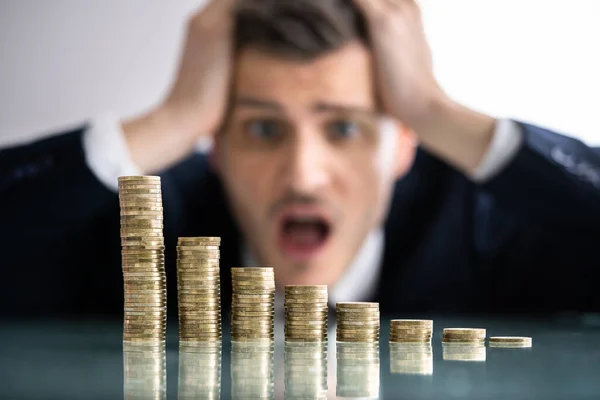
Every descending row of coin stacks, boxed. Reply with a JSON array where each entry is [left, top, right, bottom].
[[178, 342, 222, 400], [123, 343, 167, 400], [284, 342, 328, 400], [230, 267, 275, 342], [284, 285, 328, 342], [389, 319, 433, 343], [389, 342, 433, 375], [336, 342, 380, 398], [231, 341, 275, 400], [336, 302, 380, 343], [176, 237, 222, 342], [119, 176, 167, 343]]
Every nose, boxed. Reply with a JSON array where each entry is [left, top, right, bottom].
[[282, 133, 331, 195]]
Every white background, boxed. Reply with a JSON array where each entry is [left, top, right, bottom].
[[0, 0, 598, 147]]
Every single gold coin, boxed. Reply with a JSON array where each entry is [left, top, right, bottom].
[[489, 336, 532, 347], [443, 328, 486, 336]]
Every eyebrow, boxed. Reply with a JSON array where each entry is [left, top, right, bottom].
[[233, 97, 376, 116]]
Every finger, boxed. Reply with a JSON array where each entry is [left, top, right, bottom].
[[353, 0, 388, 18]]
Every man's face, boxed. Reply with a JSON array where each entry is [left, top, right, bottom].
[[215, 42, 415, 288]]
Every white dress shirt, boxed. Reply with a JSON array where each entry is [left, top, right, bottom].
[[83, 114, 523, 301]]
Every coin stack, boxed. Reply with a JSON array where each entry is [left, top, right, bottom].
[[336, 302, 380, 343], [178, 342, 222, 400], [389, 342, 433, 375], [176, 237, 222, 342], [284, 342, 328, 399], [230, 267, 275, 342], [231, 341, 275, 399], [442, 328, 486, 344], [389, 319, 433, 343], [489, 336, 532, 348], [336, 342, 380, 398], [442, 342, 487, 361], [123, 342, 167, 400], [284, 285, 328, 342], [119, 176, 166, 343]]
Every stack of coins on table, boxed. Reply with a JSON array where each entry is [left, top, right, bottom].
[[489, 336, 533, 348], [336, 302, 380, 343], [119, 176, 166, 343], [336, 342, 380, 398], [442, 328, 486, 344], [176, 237, 221, 342], [231, 341, 275, 399], [389, 319, 433, 343], [284, 342, 328, 399], [230, 267, 275, 342], [284, 285, 328, 342], [442, 328, 487, 362], [123, 342, 167, 400], [178, 342, 222, 400], [389, 342, 433, 375]]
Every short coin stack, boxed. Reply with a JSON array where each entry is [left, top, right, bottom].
[[489, 336, 532, 348], [442, 328, 486, 344], [231, 341, 275, 399], [336, 342, 380, 398], [389, 319, 433, 343], [389, 343, 433, 375], [123, 343, 167, 400], [284, 285, 328, 342], [178, 342, 222, 400], [284, 342, 328, 399], [336, 302, 380, 343], [231, 267, 275, 342], [176, 237, 221, 342], [119, 176, 166, 343]]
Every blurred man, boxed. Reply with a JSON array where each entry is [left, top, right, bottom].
[[1, 0, 599, 317]]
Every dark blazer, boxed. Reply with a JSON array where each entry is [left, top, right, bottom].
[[1, 122, 599, 317]]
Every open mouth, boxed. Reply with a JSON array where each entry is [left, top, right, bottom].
[[278, 215, 332, 262]]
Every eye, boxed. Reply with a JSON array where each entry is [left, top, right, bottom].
[[327, 120, 360, 141], [245, 119, 285, 142]]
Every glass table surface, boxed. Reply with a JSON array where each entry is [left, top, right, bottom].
[[1, 315, 599, 399]]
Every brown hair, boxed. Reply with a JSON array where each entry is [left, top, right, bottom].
[[234, 0, 368, 60]]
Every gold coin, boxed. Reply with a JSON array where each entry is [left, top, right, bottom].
[[178, 236, 221, 243], [121, 221, 164, 229], [231, 312, 275, 318], [488, 336, 532, 347], [336, 302, 379, 309], [231, 267, 273, 273], [119, 175, 160, 181], [122, 248, 164, 254], [121, 214, 163, 221], [285, 298, 328, 305], [232, 293, 274, 300], [119, 188, 162, 194], [443, 328, 486, 336], [120, 205, 163, 211], [285, 284, 327, 292], [390, 319, 433, 327]]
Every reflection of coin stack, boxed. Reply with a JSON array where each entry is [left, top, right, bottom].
[[389, 319, 433, 343], [336, 342, 380, 398], [231, 267, 275, 342], [442, 342, 486, 361], [119, 176, 166, 343], [231, 341, 275, 400], [389, 342, 433, 375], [336, 302, 380, 343], [284, 342, 328, 399], [176, 237, 221, 342], [284, 285, 328, 342], [178, 342, 222, 400], [123, 342, 167, 400]]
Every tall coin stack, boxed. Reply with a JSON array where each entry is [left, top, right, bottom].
[[284, 342, 328, 399], [178, 342, 222, 400], [389, 342, 433, 375], [123, 343, 167, 400], [231, 341, 275, 399], [336, 302, 380, 343], [389, 319, 433, 343], [336, 342, 380, 398], [284, 285, 328, 342], [176, 237, 222, 342], [231, 267, 275, 342], [119, 176, 166, 343]]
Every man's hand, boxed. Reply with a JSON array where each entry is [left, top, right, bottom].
[[123, 0, 236, 173], [354, 0, 497, 175]]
